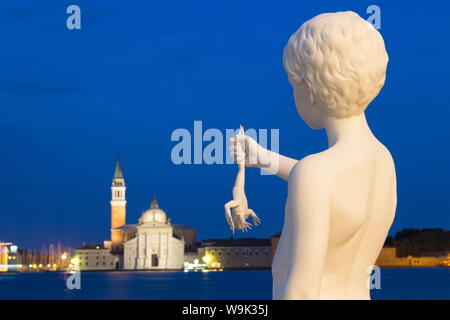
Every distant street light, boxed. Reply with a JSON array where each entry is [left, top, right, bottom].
[[202, 255, 211, 265]]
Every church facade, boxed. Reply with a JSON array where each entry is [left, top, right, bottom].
[[122, 199, 184, 270], [108, 159, 187, 270], [74, 159, 194, 271]]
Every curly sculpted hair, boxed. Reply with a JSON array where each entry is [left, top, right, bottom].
[[283, 11, 389, 118]]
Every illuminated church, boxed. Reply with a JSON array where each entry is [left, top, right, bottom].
[[108, 160, 190, 270]]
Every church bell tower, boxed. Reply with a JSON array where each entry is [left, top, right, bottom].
[[111, 158, 126, 252]]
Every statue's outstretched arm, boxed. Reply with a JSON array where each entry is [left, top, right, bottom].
[[261, 149, 298, 181], [280, 157, 330, 300], [229, 135, 298, 181]]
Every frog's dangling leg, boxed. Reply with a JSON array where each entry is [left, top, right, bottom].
[[248, 209, 261, 226], [224, 200, 240, 234]]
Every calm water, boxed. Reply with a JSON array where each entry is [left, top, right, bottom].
[[0, 268, 448, 300]]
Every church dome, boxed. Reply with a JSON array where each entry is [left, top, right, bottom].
[[140, 198, 168, 224]]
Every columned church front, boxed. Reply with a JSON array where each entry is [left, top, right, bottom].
[[122, 199, 184, 270], [108, 159, 186, 270]]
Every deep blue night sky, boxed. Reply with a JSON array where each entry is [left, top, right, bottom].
[[0, 0, 448, 249]]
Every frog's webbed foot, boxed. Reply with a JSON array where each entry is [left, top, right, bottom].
[[224, 200, 240, 234], [242, 221, 252, 232], [248, 209, 261, 226], [237, 214, 252, 232]]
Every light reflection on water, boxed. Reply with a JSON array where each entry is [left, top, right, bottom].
[[0, 268, 448, 300]]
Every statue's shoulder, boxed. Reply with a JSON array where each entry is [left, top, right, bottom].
[[288, 152, 334, 189], [286, 153, 334, 216]]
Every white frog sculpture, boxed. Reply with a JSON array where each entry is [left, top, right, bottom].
[[224, 126, 261, 233]]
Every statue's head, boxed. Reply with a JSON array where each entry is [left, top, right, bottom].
[[283, 11, 388, 129]]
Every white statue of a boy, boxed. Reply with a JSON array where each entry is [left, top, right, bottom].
[[230, 11, 396, 300]]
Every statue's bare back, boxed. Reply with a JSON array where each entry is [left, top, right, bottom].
[[272, 134, 396, 299]]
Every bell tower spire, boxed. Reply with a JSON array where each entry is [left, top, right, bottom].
[[114, 154, 124, 179], [111, 156, 126, 253]]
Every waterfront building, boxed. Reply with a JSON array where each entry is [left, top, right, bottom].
[[108, 159, 187, 270], [122, 198, 185, 270], [375, 247, 448, 267], [74, 158, 192, 271], [0, 242, 10, 271], [199, 238, 272, 269], [0, 242, 19, 272], [73, 244, 118, 270]]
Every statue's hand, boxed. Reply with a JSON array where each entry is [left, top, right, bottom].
[[229, 134, 271, 168]]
